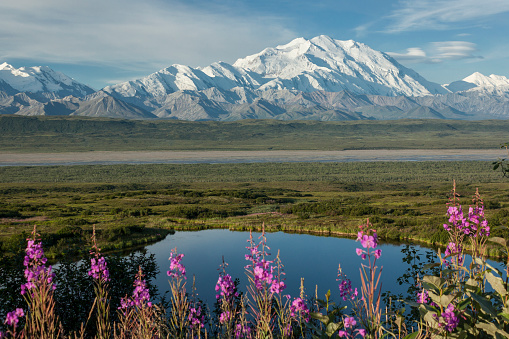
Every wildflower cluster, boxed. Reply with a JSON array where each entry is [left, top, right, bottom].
[[19, 226, 60, 338], [120, 267, 152, 309], [433, 304, 460, 333], [188, 304, 204, 331], [355, 223, 381, 260], [234, 322, 251, 339], [245, 231, 286, 294], [4, 309, 24, 327], [443, 192, 490, 238], [216, 271, 236, 300], [21, 237, 55, 295], [290, 297, 309, 322], [337, 265, 358, 302], [88, 256, 109, 282], [167, 251, 186, 279], [338, 316, 366, 338]]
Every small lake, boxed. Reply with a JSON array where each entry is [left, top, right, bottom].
[[142, 229, 503, 306]]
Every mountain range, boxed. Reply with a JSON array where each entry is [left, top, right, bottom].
[[1, 35, 509, 121]]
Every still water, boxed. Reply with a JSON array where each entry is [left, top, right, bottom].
[[144, 229, 439, 305]]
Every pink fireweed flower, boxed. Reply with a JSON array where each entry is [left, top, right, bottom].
[[290, 297, 309, 322], [442, 304, 459, 332], [338, 279, 358, 301], [21, 234, 55, 294], [188, 306, 205, 330], [356, 328, 367, 337], [167, 250, 186, 279], [249, 257, 275, 291], [356, 222, 381, 260], [444, 242, 463, 266], [434, 304, 459, 333], [417, 289, 429, 304], [270, 279, 286, 294], [4, 308, 24, 327], [235, 323, 251, 339], [88, 256, 110, 282], [119, 267, 152, 309], [344, 316, 356, 329], [219, 311, 231, 324], [215, 273, 236, 299]]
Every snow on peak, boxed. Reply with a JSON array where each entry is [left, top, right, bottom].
[[0, 62, 94, 97], [107, 35, 448, 98], [463, 72, 509, 87]]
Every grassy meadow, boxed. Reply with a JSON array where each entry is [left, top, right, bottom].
[[1, 161, 508, 258]]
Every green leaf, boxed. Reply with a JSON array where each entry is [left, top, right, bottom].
[[439, 294, 456, 307], [310, 312, 330, 325], [469, 293, 498, 317], [476, 321, 509, 338], [464, 278, 479, 293], [427, 291, 441, 305], [499, 313, 509, 322], [486, 271, 508, 297], [423, 263, 440, 270], [489, 237, 507, 248], [422, 275, 444, 289], [484, 261, 504, 276], [402, 333, 419, 339], [325, 322, 340, 337], [457, 298, 471, 311]]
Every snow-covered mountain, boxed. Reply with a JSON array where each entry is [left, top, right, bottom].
[[1, 36, 509, 121], [104, 35, 448, 100], [444, 72, 509, 94], [0, 62, 95, 98]]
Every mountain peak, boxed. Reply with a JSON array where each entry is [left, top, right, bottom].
[[463, 72, 509, 87], [0, 62, 95, 97], [107, 35, 448, 99]]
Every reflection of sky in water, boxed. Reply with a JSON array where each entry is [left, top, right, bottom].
[[142, 229, 504, 306]]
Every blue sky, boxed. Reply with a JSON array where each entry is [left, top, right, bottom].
[[1, 0, 508, 90]]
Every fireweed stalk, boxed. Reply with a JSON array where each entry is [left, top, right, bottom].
[[21, 225, 60, 338], [116, 266, 160, 339], [215, 257, 240, 338], [443, 181, 466, 270], [355, 220, 383, 338], [289, 278, 310, 338], [244, 228, 286, 338], [167, 248, 190, 338], [2, 308, 24, 339], [270, 251, 293, 338], [88, 226, 111, 339], [188, 276, 205, 339], [466, 188, 490, 263]]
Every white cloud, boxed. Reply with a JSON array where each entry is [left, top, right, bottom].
[[387, 41, 481, 64], [0, 0, 296, 72], [385, 0, 509, 32], [431, 41, 481, 60], [386, 48, 432, 63]]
